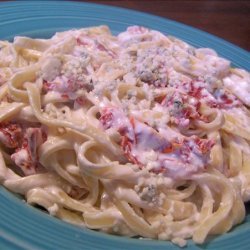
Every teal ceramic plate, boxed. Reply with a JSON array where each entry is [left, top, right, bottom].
[[0, 1, 249, 249]]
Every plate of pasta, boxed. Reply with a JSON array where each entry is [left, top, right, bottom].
[[0, 1, 250, 250]]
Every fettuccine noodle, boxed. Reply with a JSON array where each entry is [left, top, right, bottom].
[[0, 25, 250, 247]]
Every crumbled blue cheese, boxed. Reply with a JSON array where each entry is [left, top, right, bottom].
[[135, 47, 169, 86], [134, 175, 170, 207], [62, 56, 90, 82], [41, 56, 62, 82]]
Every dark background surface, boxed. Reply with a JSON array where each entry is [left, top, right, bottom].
[[0, 0, 249, 51]]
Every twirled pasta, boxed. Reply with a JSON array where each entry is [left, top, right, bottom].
[[0, 25, 250, 247]]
